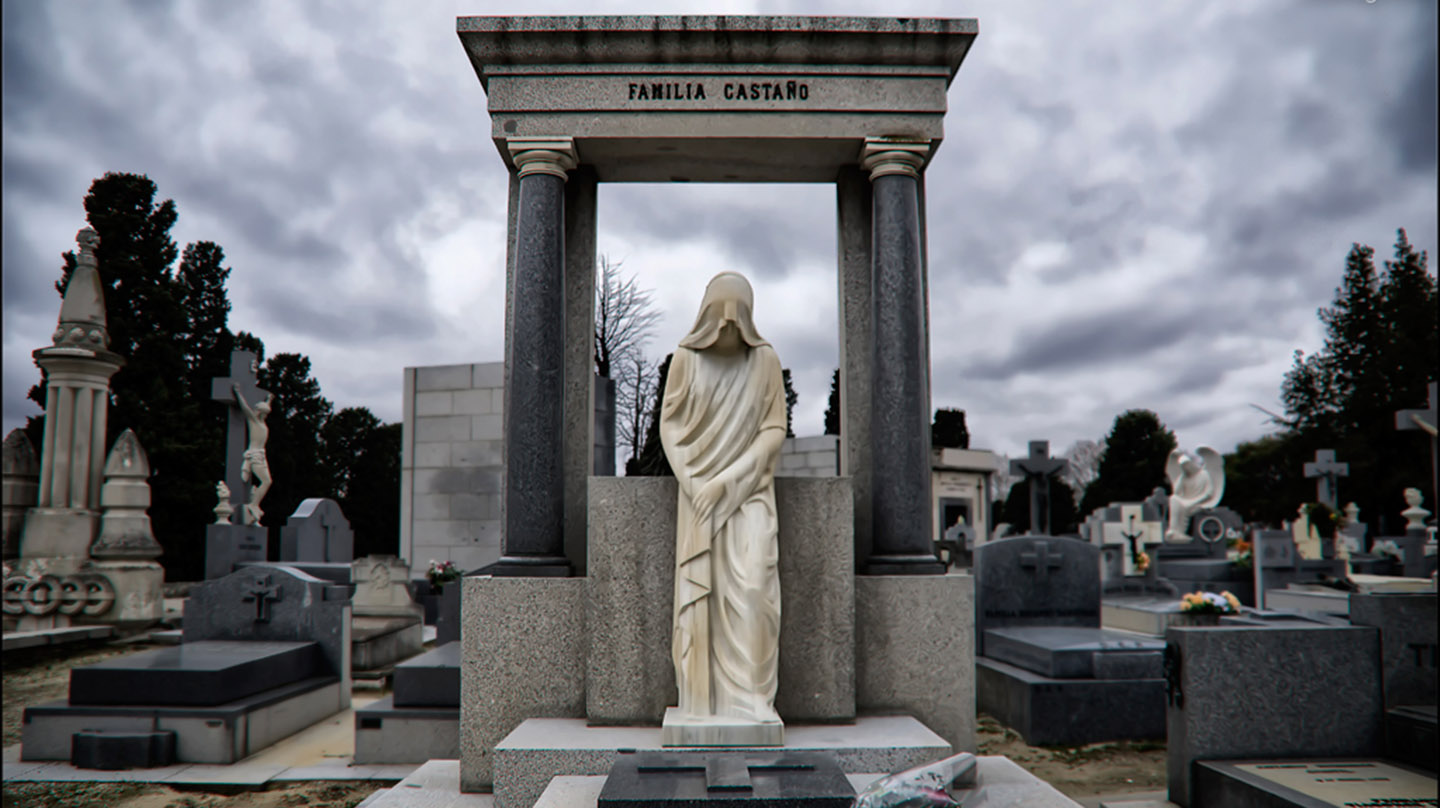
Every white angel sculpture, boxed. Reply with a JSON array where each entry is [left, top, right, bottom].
[[1165, 447, 1224, 542]]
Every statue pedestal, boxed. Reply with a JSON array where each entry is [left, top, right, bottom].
[[661, 707, 783, 747]]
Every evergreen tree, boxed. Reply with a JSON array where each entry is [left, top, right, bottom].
[[823, 368, 840, 436], [628, 353, 675, 477], [781, 369, 797, 439], [323, 407, 401, 556], [932, 409, 969, 449], [1078, 410, 1177, 516]]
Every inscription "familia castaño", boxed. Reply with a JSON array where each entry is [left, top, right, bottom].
[[627, 80, 811, 102]]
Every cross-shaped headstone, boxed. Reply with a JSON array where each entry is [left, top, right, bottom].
[[1019, 540, 1065, 581], [1395, 381, 1438, 516], [242, 573, 281, 623], [211, 350, 270, 519], [1010, 440, 1067, 535], [1302, 449, 1349, 510], [637, 756, 813, 791]]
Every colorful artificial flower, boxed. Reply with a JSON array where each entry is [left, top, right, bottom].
[[1179, 589, 1240, 614]]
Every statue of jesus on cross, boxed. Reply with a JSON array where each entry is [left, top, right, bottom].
[[233, 384, 274, 525]]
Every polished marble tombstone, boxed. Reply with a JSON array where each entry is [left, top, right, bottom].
[[597, 751, 854, 808], [280, 497, 354, 564]]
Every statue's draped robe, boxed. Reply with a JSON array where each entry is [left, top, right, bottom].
[[1167, 468, 1213, 541], [660, 342, 785, 722]]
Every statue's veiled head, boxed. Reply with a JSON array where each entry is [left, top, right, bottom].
[[679, 271, 769, 351]]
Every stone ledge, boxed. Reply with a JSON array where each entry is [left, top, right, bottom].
[[494, 716, 947, 808]]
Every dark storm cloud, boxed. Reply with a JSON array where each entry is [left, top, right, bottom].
[[1385, 5, 1439, 171]]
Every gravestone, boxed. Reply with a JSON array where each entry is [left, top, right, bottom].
[[1008, 441, 1066, 535], [205, 521, 267, 580], [22, 566, 351, 764], [1348, 592, 1438, 710], [2, 429, 39, 560], [354, 641, 462, 764], [1084, 501, 1163, 580], [1302, 449, 1349, 510], [975, 535, 1166, 745], [1165, 624, 1385, 807], [351, 555, 424, 671], [975, 536, 1100, 654], [280, 498, 354, 564]]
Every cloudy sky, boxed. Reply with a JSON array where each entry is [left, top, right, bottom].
[[4, 1, 1435, 471]]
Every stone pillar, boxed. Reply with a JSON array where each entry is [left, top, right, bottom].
[[563, 165, 598, 574], [836, 166, 875, 566], [493, 138, 577, 577], [22, 228, 125, 560], [860, 140, 944, 575]]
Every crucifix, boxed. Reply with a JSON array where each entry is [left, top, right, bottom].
[[211, 350, 270, 522], [1394, 381, 1438, 517], [1120, 513, 1146, 573], [1019, 540, 1065, 582], [1010, 440, 1067, 535], [1302, 449, 1349, 510], [242, 574, 281, 623]]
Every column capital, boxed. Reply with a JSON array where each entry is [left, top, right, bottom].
[[859, 139, 931, 180], [508, 137, 579, 180]]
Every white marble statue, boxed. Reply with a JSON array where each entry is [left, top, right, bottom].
[[1402, 487, 1431, 531], [233, 384, 274, 525], [660, 271, 786, 746], [1165, 447, 1224, 542]]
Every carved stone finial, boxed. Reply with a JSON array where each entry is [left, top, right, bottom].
[[92, 429, 162, 560], [52, 227, 110, 351]]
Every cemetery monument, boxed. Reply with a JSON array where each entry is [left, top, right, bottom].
[[659, 272, 786, 747], [1164, 446, 1223, 543]]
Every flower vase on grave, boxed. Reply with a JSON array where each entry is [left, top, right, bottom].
[[1176, 612, 1221, 627]]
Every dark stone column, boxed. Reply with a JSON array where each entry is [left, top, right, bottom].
[[493, 139, 577, 577], [861, 140, 944, 575]]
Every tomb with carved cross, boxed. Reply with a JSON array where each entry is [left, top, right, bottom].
[[1009, 440, 1067, 536]]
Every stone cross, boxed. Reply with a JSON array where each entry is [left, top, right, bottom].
[[1302, 449, 1349, 510], [242, 573, 281, 623], [1019, 540, 1064, 581], [1395, 381, 1438, 515], [210, 351, 270, 519], [1010, 440, 1067, 535], [637, 756, 814, 790]]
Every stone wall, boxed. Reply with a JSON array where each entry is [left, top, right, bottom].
[[778, 434, 840, 478], [401, 363, 506, 578], [400, 362, 618, 577]]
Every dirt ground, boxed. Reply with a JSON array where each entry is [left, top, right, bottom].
[[3, 640, 1166, 806], [976, 713, 1168, 801]]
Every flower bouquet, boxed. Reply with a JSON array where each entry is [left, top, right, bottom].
[[1228, 537, 1253, 570], [426, 559, 462, 593], [1134, 550, 1151, 574], [1178, 590, 1239, 626]]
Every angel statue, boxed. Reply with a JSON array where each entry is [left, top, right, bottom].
[[1165, 447, 1224, 542]]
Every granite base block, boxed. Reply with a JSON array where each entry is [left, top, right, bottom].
[[352, 617, 425, 672], [493, 716, 948, 808], [597, 750, 853, 808], [855, 572, 974, 754], [976, 657, 1165, 747], [70, 729, 176, 770], [460, 575, 586, 792], [1348, 592, 1437, 710], [586, 477, 855, 726]]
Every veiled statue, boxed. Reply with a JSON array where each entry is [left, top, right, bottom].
[[1165, 447, 1224, 542], [660, 271, 787, 747]]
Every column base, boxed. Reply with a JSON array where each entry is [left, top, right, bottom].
[[863, 554, 947, 575], [487, 555, 572, 577], [661, 707, 784, 747]]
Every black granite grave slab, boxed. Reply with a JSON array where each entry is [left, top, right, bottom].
[[1191, 759, 1437, 808], [71, 729, 176, 770], [599, 751, 854, 808], [204, 523, 267, 580], [69, 640, 322, 706], [982, 626, 1163, 679], [976, 657, 1165, 746], [393, 641, 460, 707], [235, 559, 354, 586], [1158, 557, 1239, 582], [1386, 705, 1437, 773]]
